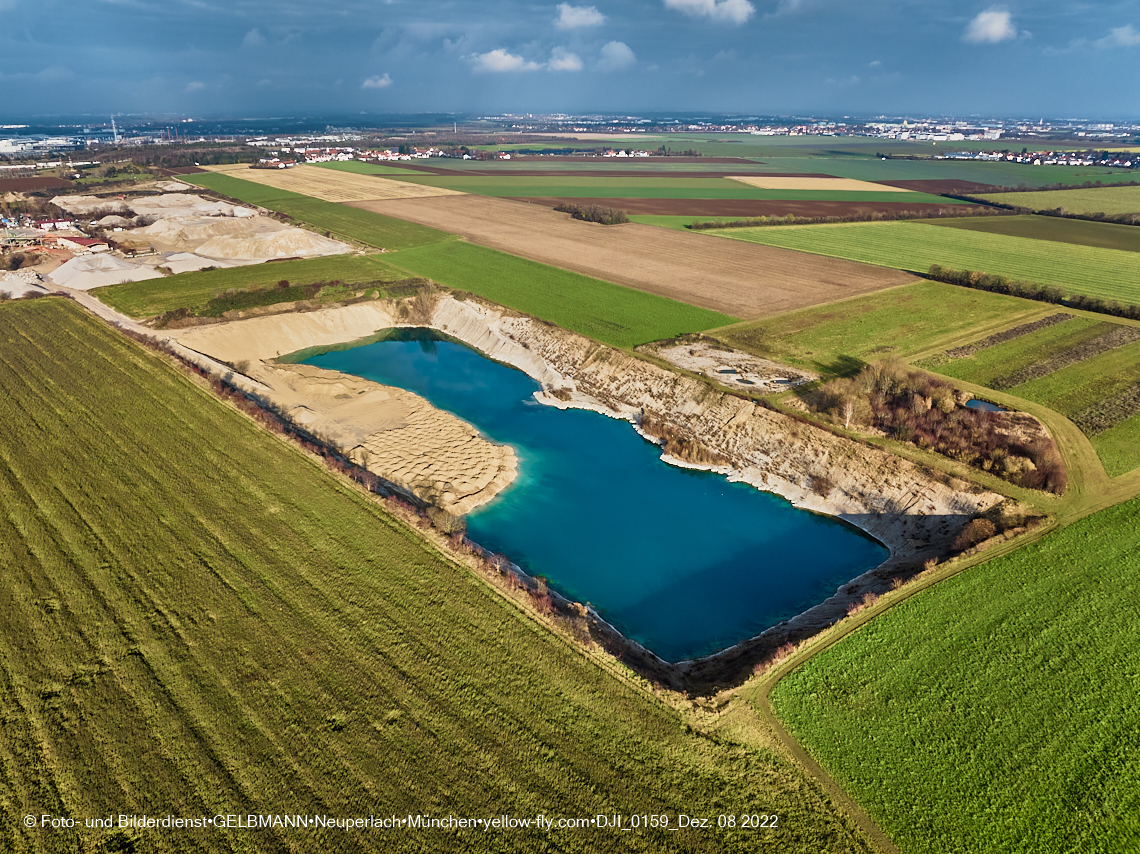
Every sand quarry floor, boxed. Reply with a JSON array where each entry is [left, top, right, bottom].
[[204, 163, 463, 203], [171, 303, 517, 516], [350, 195, 916, 318], [645, 340, 817, 392]]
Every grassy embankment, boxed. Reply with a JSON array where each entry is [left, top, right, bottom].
[[0, 298, 868, 854], [110, 172, 741, 348], [980, 185, 1140, 216], [769, 493, 1140, 854], [924, 214, 1140, 252], [711, 220, 1140, 305], [713, 280, 1050, 375]]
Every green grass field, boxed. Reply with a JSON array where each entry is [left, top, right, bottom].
[[981, 185, 1140, 216], [182, 171, 307, 204], [713, 220, 1140, 305], [925, 215, 1140, 253], [714, 281, 1046, 374], [94, 254, 403, 317], [933, 316, 1110, 387], [269, 198, 455, 250], [771, 494, 1140, 854], [0, 298, 868, 854], [385, 241, 738, 348]]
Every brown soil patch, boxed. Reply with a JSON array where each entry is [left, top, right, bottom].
[[511, 197, 989, 218], [350, 195, 916, 318], [160, 166, 208, 175], [0, 177, 74, 192], [876, 179, 1002, 195]]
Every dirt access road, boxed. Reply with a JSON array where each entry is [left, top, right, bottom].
[[350, 195, 916, 319]]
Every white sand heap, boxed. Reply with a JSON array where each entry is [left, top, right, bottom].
[[131, 214, 276, 252], [0, 271, 51, 298], [52, 192, 254, 219], [129, 194, 254, 219], [49, 254, 164, 290], [196, 229, 350, 261], [128, 213, 350, 261], [52, 195, 133, 215], [155, 180, 192, 192], [96, 215, 134, 228], [159, 252, 242, 275]]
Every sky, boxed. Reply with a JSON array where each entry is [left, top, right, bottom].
[[1, 0, 1139, 120]]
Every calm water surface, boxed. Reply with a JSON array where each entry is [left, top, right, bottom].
[[302, 329, 887, 661]]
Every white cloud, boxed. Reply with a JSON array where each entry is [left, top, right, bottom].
[[242, 28, 265, 48], [549, 47, 583, 71], [663, 0, 754, 25], [963, 8, 1017, 44], [362, 73, 393, 89], [555, 3, 605, 29], [186, 81, 205, 92], [1096, 24, 1140, 49], [868, 59, 881, 67], [597, 40, 635, 70], [471, 49, 543, 72]]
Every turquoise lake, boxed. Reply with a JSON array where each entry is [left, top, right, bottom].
[[301, 329, 888, 662]]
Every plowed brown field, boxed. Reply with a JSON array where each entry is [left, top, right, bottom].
[[350, 194, 916, 318], [512, 197, 987, 218]]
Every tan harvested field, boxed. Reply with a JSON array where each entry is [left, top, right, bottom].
[[351, 194, 916, 318], [202, 163, 462, 202], [729, 176, 912, 192]]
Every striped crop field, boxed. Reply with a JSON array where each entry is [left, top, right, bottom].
[[929, 315, 1140, 475], [981, 186, 1140, 216], [714, 220, 1140, 305], [0, 298, 869, 853]]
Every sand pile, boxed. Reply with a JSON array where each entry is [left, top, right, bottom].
[[52, 195, 133, 215], [129, 194, 253, 218], [196, 229, 350, 261], [0, 271, 50, 298], [159, 253, 241, 274], [96, 215, 134, 228], [49, 255, 164, 290], [131, 214, 280, 252]]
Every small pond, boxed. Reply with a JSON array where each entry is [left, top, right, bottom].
[[965, 399, 1008, 412], [300, 329, 887, 662]]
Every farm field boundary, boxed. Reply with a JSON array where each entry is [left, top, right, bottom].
[[514, 197, 985, 218], [980, 185, 1140, 216], [201, 163, 463, 202], [714, 219, 1140, 305], [350, 194, 917, 319], [383, 241, 738, 348], [0, 298, 873, 854], [924, 214, 1140, 253]]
